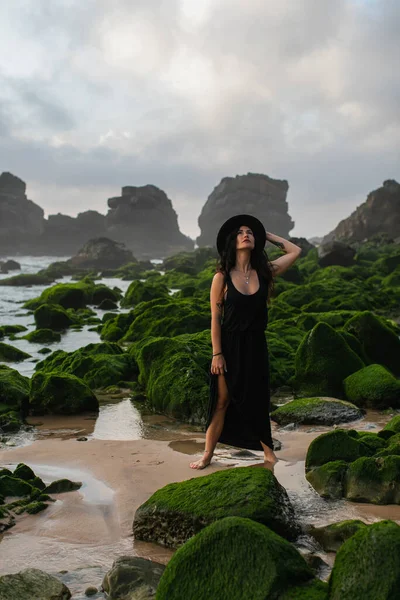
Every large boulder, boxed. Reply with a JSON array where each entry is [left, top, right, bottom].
[[322, 179, 400, 244], [67, 237, 134, 270], [0, 365, 30, 411], [102, 556, 165, 600], [106, 184, 193, 259], [271, 397, 363, 426], [343, 311, 400, 377], [29, 372, 99, 414], [0, 568, 71, 600], [317, 241, 356, 267], [294, 322, 364, 398], [130, 331, 211, 424], [34, 304, 74, 331], [133, 467, 300, 548], [345, 456, 400, 504], [196, 172, 294, 248], [343, 364, 400, 409], [34, 342, 137, 390], [155, 517, 313, 600], [307, 519, 367, 552], [328, 520, 400, 599]]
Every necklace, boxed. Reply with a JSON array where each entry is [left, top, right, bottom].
[[233, 268, 252, 285]]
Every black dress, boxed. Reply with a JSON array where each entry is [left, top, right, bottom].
[[206, 270, 273, 451]]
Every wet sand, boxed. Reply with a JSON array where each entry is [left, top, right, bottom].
[[1, 411, 400, 596]]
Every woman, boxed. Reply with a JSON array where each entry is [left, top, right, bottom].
[[190, 214, 302, 469]]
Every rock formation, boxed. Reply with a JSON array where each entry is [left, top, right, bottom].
[[67, 237, 134, 270], [322, 180, 400, 244], [0, 173, 194, 259], [196, 173, 294, 248], [106, 185, 193, 259], [0, 172, 44, 254]]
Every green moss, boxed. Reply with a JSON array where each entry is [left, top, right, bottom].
[[0, 365, 30, 411], [0, 325, 28, 337], [305, 430, 366, 470], [34, 304, 74, 331], [13, 464, 35, 481], [29, 372, 99, 415], [308, 520, 367, 552], [383, 415, 400, 433], [0, 342, 31, 362], [121, 279, 169, 307], [0, 410, 24, 432], [306, 461, 349, 499], [34, 342, 137, 390], [345, 456, 400, 504], [0, 476, 34, 498], [23, 329, 61, 344], [122, 299, 210, 342], [23, 280, 119, 310], [279, 579, 329, 599], [0, 273, 54, 286], [329, 520, 400, 599], [294, 322, 364, 399], [24, 501, 48, 514], [343, 364, 400, 409], [343, 311, 400, 376], [271, 397, 363, 426], [130, 332, 211, 424], [155, 517, 312, 600], [44, 478, 82, 494]]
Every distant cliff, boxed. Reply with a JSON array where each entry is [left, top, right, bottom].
[[196, 173, 294, 247], [322, 180, 400, 244], [0, 173, 193, 259]]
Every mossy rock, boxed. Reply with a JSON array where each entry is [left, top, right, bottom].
[[34, 342, 137, 390], [13, 463, 35, 482], [121, 280, 169, 307], [155, 517, 313, 600], [100, 311, 136, 342], [0, 365, 30, 411], [383, 415, 400, 433], [329, 520, 400, 599], [0, 410, 24, 432], [0, 273, 55, 286], [271, 397, 363, 426], [344, 455, 400, 504], [122, 299, 209, 342], [24, 501, 48, 515], [102, 556, 165, 600], [307, 519, 367, 552], [294, 322, 364, 399], [0, 568, 72, 600], [279, 579, 329, 599], [343, 311, 400, 376], [34, 304, 74, 331], [343, 364, 400, 409], [0, 342, 31, 362], [133, 467, 300, 548], [306, 461, 349, 499], [130, 332, 211, 424], [305, 429, 366, 470], [97, 298, 118, 310], [24, 281, 118, 311], [38, 347, 52, 355], [29, 372, 99, 415], [0, 325, 28, 337], [23, 329, 61, 344], [375, 433, 400, 458], [44, 479, 82, 494], [0, 476, 34, 498]]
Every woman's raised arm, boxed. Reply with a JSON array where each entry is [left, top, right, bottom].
[[266, 232, 302, 277]]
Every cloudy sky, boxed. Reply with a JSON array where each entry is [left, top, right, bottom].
[[0, 0, 399, 240]]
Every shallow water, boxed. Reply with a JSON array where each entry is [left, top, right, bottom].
[[1, 256, 400, 597]]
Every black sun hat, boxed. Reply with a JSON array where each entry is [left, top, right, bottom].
[[216, 214, 267, 255]]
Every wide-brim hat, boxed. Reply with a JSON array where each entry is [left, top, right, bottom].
[[216, 214, 266, 255]]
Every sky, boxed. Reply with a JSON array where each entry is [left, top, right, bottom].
[[0, 0, 399, 241]]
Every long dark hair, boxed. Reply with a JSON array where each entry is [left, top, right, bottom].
[[215, 228, 275, 305]]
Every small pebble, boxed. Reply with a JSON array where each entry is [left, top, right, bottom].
[[77, 437, 88, 442], [85, 586, 98, 596]]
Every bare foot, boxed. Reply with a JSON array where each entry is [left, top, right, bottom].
[[189, 450, 213, 470], [263, 450, 278, 465]]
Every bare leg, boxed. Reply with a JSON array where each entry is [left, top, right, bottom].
[[190, 375, 230, 470], [261, 440, 278, 464]]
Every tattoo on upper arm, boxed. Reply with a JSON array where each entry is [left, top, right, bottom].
[[270, 240, 285, 251]]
